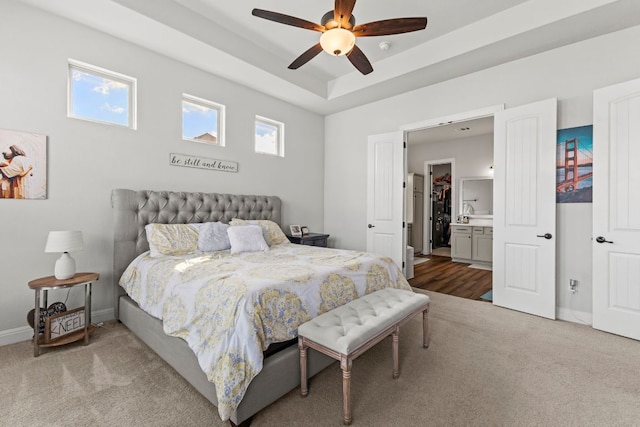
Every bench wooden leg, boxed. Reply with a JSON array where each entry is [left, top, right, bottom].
[[341, 356, 353, 425], [299, 338, 308, 397], [423, 306, 430, 348], [392, 326, 400, 379]]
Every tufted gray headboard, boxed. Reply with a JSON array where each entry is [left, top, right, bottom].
[[111, 188, 282, 319]]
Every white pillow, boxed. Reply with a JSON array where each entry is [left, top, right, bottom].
[[227, 225, 269, 254], [229, 219, 289, 246], [197, 221, 231, 252]]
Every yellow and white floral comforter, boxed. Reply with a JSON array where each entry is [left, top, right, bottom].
[[119, 244, 411, 420]]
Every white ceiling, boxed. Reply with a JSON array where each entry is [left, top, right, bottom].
[[21, 0, 640, 115]]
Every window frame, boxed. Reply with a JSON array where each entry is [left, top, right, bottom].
[[67, 59, 137, 129], [182, 94, 226, 147], [255, 115, 285, 157]]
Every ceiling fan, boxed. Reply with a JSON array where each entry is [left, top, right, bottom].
[[252, 1, 427, 75]]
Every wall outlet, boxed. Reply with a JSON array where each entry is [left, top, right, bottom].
[[569, 279, 578, 293]]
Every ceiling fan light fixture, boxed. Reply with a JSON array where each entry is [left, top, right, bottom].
[[252, 3, 427, 75], [320, 28, 355, 56]]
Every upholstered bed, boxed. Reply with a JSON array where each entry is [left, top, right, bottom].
[[111, 188, 409, 426]]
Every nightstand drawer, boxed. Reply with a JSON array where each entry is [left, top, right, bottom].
[[306, 237, 327, 247], [287, 233, 330, 248]]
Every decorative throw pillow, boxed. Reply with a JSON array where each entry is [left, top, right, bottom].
[[197, 221, 231, 252], [145, 223, 199, 257], [227, 225, 269, 254], [229, 219, 289, 246]]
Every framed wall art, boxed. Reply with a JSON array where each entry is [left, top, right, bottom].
[[556, 125, 592, 203], [0, 128, 47, 200]]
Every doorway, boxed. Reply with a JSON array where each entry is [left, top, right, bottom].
[[405, 113, 496, 301]]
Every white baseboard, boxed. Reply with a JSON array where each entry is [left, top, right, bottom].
[[557, 307, 592, 326], [0, 307, 115, 347], [92, 307, 115, 324], [0, 325, 33, 347]]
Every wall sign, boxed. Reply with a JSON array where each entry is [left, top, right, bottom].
[[170, 153, 238, 173]]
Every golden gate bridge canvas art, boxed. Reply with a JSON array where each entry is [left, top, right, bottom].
[[556, 125, 593, 203]]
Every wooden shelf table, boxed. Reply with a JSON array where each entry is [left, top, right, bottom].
[[28, 272, 99, 357]]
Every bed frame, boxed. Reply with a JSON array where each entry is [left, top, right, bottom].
[[112, 189, 334, 426]]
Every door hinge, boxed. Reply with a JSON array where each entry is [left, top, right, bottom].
[[403, 141, 407, 148], [403, 181, 406, 188], [403, 222, 405, 228], [402, 261, 405, 268]]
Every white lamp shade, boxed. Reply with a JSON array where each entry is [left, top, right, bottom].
[[320, 28, 355, 56], [45, 231, 84, 253]]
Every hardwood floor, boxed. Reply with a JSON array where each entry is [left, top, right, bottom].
[[409, 255, 492, 300]]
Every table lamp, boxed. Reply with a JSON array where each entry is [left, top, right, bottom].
[[45, 230, 84, 280]]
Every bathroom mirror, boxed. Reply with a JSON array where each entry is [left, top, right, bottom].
[[459, 177, 493, 218]]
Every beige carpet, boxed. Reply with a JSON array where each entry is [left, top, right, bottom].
[[2, 290, 640, 427]]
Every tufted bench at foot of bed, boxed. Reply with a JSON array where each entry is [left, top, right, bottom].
[[297, 288, 430, 425]]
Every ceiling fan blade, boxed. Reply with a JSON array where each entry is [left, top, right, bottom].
[[334, 0, 357, 28], [252, 9, 324, 32], [352, 17, 427, 37], [288, 43, 323, 70], [346, 45, 373, 75]]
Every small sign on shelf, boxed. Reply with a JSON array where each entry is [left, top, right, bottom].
[[44, 307, 86, 343]]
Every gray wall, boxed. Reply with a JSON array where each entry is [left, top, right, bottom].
[[0, 3, 324, 338], [324, 24, 640, 321]]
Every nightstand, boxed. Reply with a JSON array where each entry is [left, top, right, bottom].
[[287, 233, 330, 247], [27, 272, 99, 357]]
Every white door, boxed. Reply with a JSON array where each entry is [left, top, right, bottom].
[[593, 78, 640, 341], [367, 132, 405, 271], [493, 98, 557, 319]]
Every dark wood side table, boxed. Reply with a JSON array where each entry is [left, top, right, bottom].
[[28, 272, 99, 357], [286, 233, 330, 247]]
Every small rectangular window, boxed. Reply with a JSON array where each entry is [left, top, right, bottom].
[[68, 60, 136, 129], [182, 94, 225, 146], [255, 116, 284, 157]]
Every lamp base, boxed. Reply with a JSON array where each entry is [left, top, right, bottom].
[[54, 252, 76, 280]]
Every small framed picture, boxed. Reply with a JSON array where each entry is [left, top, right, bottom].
[[301, 226, 309, 236], [290, 225, 302, 237]]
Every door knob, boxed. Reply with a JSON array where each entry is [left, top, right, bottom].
[[368, 224, 375, 228], [595, 236, 613, 244], [536, 233, 553, 240]]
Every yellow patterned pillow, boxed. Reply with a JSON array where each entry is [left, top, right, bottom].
[[229, 219, 289, 246], [145, 223, 200, 257]]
